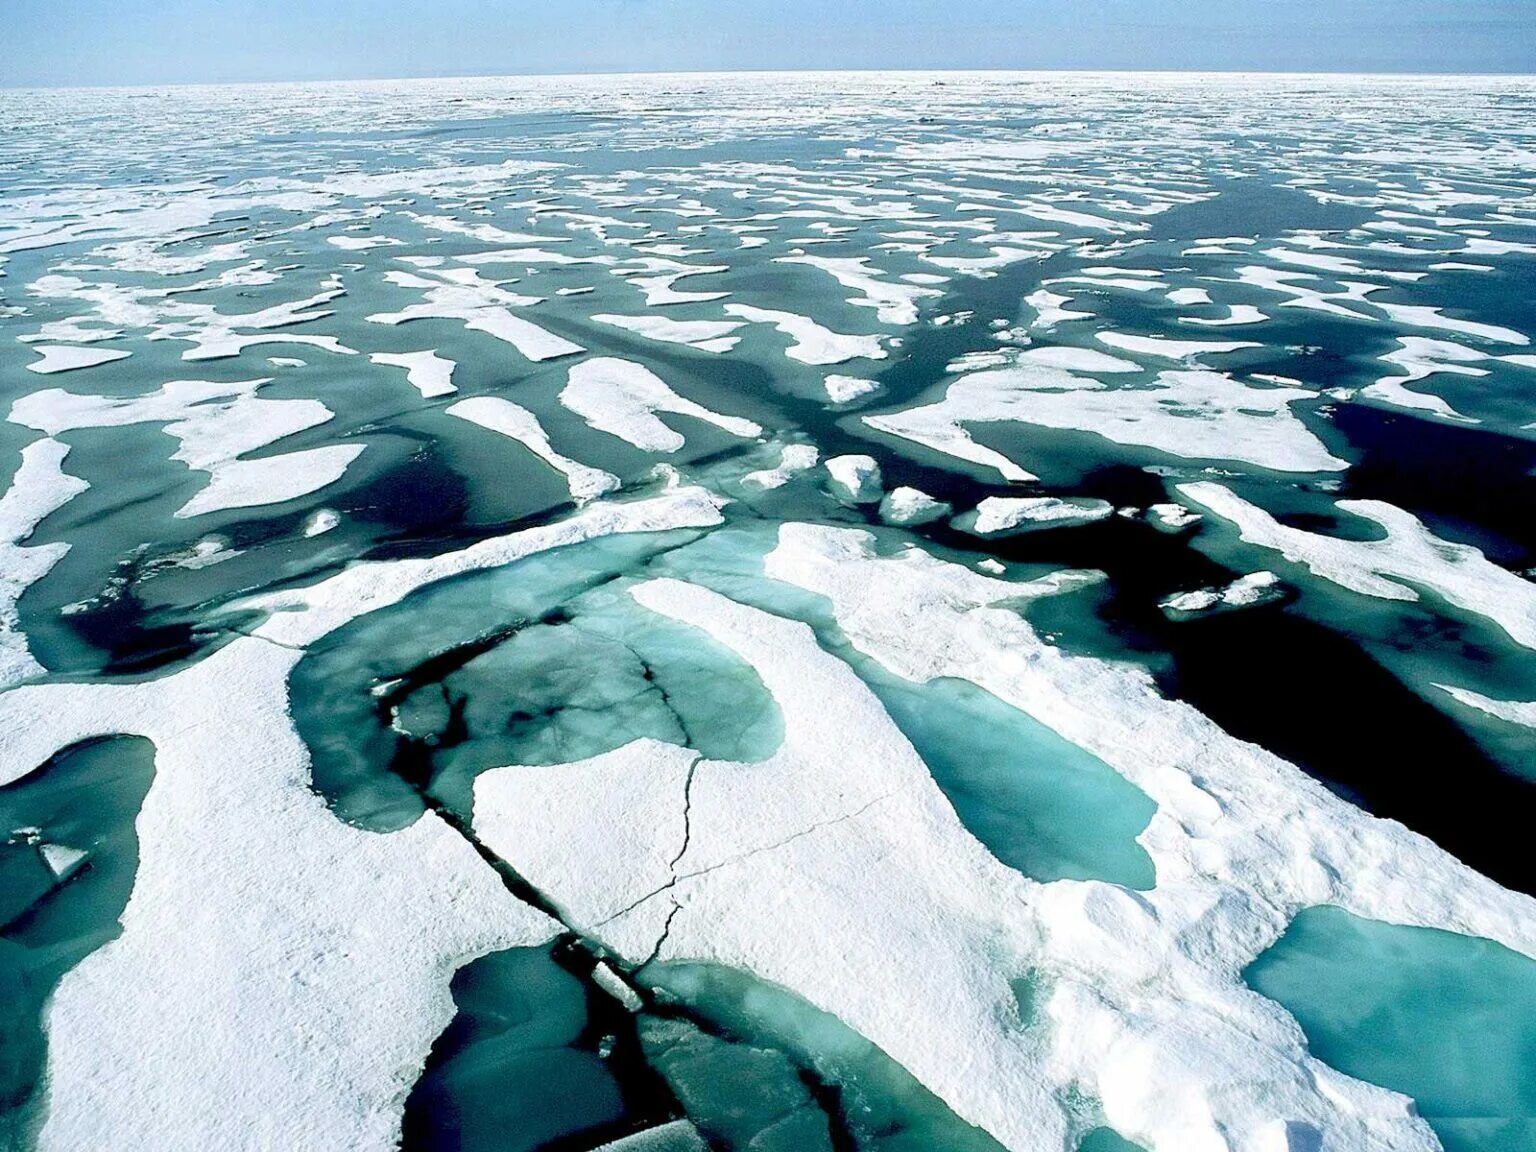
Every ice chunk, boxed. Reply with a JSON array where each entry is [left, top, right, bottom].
[[369, 350, 458, 398], [448, 396, 619, 503], [26, 345, 130, 374], [723, 303, 886, 365], [824, 454, 883, 503], [591, 313, 744, 355], [1160, 571, 1282, 617], [956, 496, 1113, 537], [880, 486, 951, 526], [559, 357, 762, 453]]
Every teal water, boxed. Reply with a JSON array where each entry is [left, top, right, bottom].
[[0, 737, 155, 1146], [1245, 905, 1536, 1152]]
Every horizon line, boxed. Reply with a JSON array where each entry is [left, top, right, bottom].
[[6, 63, 1536, 94]]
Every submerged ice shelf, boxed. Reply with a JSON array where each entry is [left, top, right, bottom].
[[2, 69, 1535, 1152]]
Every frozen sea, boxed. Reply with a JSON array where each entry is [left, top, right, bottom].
[[1, 71, 1534, 1152]]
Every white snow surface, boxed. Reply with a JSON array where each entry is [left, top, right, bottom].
[[559, 357, 762, 453], [866, 364, 1345, 480], [0, 439, 89, 688], [369, 350, 458, 398], [823, 454, 884, 503], [960, 496, 1114, 536], [10, 377, 364, 518], [1179, 482, 1536, 649], [776, 255, 941, 325], [723, 303, 886, 365], [26, 344, 131, 374], [0, 488, 728, 1148]]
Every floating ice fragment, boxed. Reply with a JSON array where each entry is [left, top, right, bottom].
[[559, 357, 762, 453], [369, 350, 458, 398], [26, 345, 131, 374], [824, 455, 883, 503], [591, 313, 744, 355], [723, 303, 886, 365], [1161, 572, 1282, 618], [743, 444, 819, 491], [957, 497, 1114, 537], [448, 395, 619, 503], [880, 487, 951, 526]]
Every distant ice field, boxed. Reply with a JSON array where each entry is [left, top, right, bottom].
[[0, 71, 1534, 1152]]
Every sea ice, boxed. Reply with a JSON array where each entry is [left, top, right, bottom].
[[448, 396, 620, 503], [559, 357, 762, 453]]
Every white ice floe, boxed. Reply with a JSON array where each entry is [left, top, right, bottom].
[[1145, 503, 1202, 532], [11, 378, 364, 519], [867, 364, 1345, 480], [742, 444, 819, 491], [1374, 302, 1528, 346], [824, 454, 884, 504], [1179, 483, 1536, 649], [593, 1120, 709, 1151], [723, 303, 886, 365], [1096, 332, 1262, 361], [1161, 571, 1282, 617], [476, 524, 1536, 1152], [39, 842, 88, 880], [957, 496, 1113, 537], [302, 509, 340, 538], [1435, 685, 1536, 730], [1179, 305, 1268, 328], [26, 345, 131, 374], [879, 486, 951, 526], [559, 357, 761, 454], [0, 439, 88, 688], [614, 257, 729, 306], [776, 255, 941, 325], [1016, 346, 1140, 373], [1358, 336, 1486, 423], [369, 350, 458, 398], [368, 267, 583, 362], [822, 374, 881, 404], [1026, 288, 1091, 330], [0, 489, 728, 1152], [591, 313, 744, 355], [447, 396, 619, 503]]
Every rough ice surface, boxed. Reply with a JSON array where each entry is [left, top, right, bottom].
[[4, 70, 1536, 1152]]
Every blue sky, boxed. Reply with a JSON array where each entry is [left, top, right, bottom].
[[3, 0, 1534, 87]]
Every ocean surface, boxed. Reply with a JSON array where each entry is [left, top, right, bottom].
[[0, 71, 1533, 1152]]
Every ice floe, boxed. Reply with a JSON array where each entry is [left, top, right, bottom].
[[776, 255, 941, 325], [25, 345, 131, 374], [369, 350, 458, 398], [591, 313, 745, 355], [447, 396, 619, 503], [867, 364, 1345, 479], [1161, 571, 1283, 618], [879, 486, 950, 526], [723, 303, 886, 365], [824, 454, 884, 504], [559, 357, 762, 453], [0, 439, 88, 688], [11, 378, 364, 518], [956, 496, 1114, 537], [1179, 483, 1536, 649]]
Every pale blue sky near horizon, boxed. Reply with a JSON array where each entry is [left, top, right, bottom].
[[2, 0, 1534, 88]]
